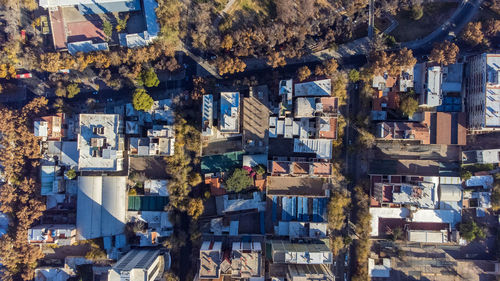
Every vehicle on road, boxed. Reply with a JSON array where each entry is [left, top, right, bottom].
[[92, 91, 98, 95]]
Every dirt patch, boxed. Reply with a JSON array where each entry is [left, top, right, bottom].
[[129, 157, 169, 179]]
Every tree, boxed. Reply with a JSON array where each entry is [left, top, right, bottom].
[[66, 83, 80, 98], [462, 22, 484, 46], [491, 178, 500, 211], [348, 69, 360, 82], [297, 66, 311, 81], [389, 227, 403, 241], [132, 89, 154, 111], [253, 165, 266, 176], [322, 58, 338, 76], [225, 169, 253, 192], [116, 14, 129, 32], [216, 57, 246, 75], [327, 190, 351, 231], [484, 19, 500, 37], [187, 198, 204, 219], [461, 170, 472, 181], [429, 41, 459, 65], [410, 5, 424, 20], [137, 68, 160, 87], [459, 219, 485, 242], [102, 20, 113, 40], [66, 169, 77, 180], [55, 87, 67, 97], [330, 236, 345, 256], [266, 51, 287, 68], [399, 94, 419, 117], [221, 34, 234, 51]]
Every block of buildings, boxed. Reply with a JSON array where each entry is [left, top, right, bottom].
[[76, 176, 127, 240], [466, 53, 500, 132], [28, 224, 77, 246], [268, 157, 332, 177], [34, 114, 65, 141], [376, 121, 430, 144], [108, 249, 167, 281], [220, 92, 240, 134], [77, 114, 124, 171]]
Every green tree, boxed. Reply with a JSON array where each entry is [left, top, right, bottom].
[[410, 5, 424, 20], [399, 95, 419, 117], [461, 170, 472, 181], [226, 169, 253, 192], [138, 68, 160, 87], [492, 178, 500, 211], [116, 14, 129, 32], [66, 169, 77, 180], [102, 20, 113, 40], [348, 69, 360, 82], [253, 165, 266, 176], [132, 88, 154, 111], [66, 83, 80, 98], [187, 198, 204, 219], [459, 219, 485, 242]]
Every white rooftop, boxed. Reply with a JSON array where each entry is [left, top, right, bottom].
[[67, 41, 109, 56], [223, 192, 265, 213], [477, 149, 500, 163], [408, 230, 448, 243], [391, 182, 436, 208], [486, 54, 500, 127], [369, 258, 391, 278], [294, 79, 331, 97], [220, 92, 240, 133], [293, 138, 332, 159], [202, 95, 214, 136], [77, 114, 123, 171], [423, 66, 442, 107]]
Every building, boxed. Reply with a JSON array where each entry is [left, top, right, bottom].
[[294, 79, 331, 97], [372, 181, 437, 209], [462, 149, 500, 164], [39, 0, 141, 11], [242, 86, 269, 154], [269, 241, 334, 281], [268, 157, 332, 177], [465, 53, 500, 132], [108, 249, 167, 281], [34, 114, 65, 141], [76, 176, 127, 240], [279, 79, 293, 116], [199, 241, 222, 279], [294, 97, 338, 118], [420, 65, 443, 107], [77, 114, 124, 171], [220, 92, 240, 134], [376, 122, 430, 144], [231, 241, 264, 280], [118, 0, 160, 48], [35, 268, 72, 281], [422, 112, 467, 145], [202, 94, 214, 136], [28, 224, 77, 246]]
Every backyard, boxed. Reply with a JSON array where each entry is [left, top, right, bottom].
[[389, 2, 459, 42]]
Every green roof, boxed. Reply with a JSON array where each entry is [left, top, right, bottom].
[[128, 196, 169, 211]]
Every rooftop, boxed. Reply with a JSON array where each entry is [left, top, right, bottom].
[[202, 94, 214, 136], [39, 0, 141, 11], [67, 41, 109, 55], [110, 249, 161, 278], [485, 54, 500, 127], [271, 240, 332, 264], [77, 114, 123, 171], [293, 138, 332, 159], [231, 242, 263, 278], [422, 66, 442, 107], [442, 63, 463, 93], [220, 92, 240, 133], [34, 114, 64, 141], [76, 176, 127, 239], [424, 112, 466, 145], [267, 176, 328, 197], [294, 79, 331, 97], [199, 241, 222, 279], [242, 86, 269, 153], [376, 122, 430, 144], [294, 97, 338, 118], [287, 264, 334, 281]]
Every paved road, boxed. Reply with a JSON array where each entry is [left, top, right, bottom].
[[403, 0, 484, 49]]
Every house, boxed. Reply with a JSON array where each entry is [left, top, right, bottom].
[[376, 122, 430, 144], [118, 0, 160, 48], [294, 97, 338, 118], [269, 240, 334, 281], [126, 211, 173, 246], [28, 224, 77, 246], [422, 112, 467, 145], [420, 65, 443, 107], [77, 114, 124, 171], [462, 149, 500, 164], [220, 92, 240, 134], [199, 241, 222, 279], [35, 268, 72, 281], [108, 249, 168, 281], [294, 79, 331, 97], [34, 114, 65, 141], [465, 53, 500, 132], [268, 157, 332, 177], [76, 176, 127, 240], [230, 241, 264, 280]]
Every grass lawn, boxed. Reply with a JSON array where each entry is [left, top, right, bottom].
[[225, 0, 274, 20], [390, 2, 459, 42]]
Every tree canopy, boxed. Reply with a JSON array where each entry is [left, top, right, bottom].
[[399, 94, 419, 117], [297, 66, 311, 81], [459, 219, 485, 242], [138, 68, 160, 87], [429, 41, 459, 65], [132, 88, 154, 111], [226, 169, 253, 193], [327, 189, 351, 231]]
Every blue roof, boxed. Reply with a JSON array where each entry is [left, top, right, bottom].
[[143, 0, 160, 37], [78, 0, 141, 14]]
